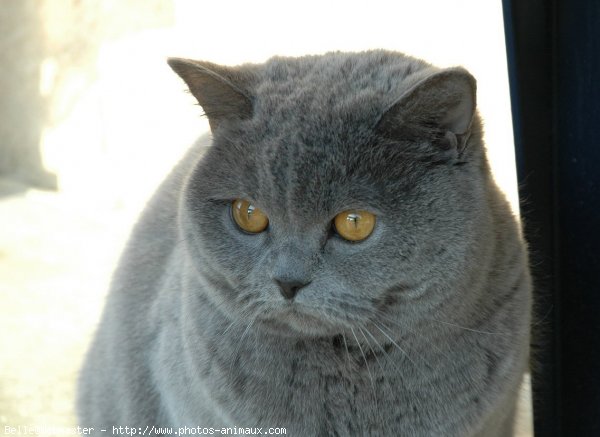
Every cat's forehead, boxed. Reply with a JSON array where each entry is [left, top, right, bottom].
[[253, 51, 430, 129], [205, 52, 434, 222], [234, 119, 392, 225]]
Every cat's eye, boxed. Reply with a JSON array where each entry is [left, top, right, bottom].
[[333, 210, 376, 242], [231, 199, 269, 234]]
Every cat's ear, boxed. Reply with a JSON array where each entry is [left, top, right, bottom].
[[167, 58, 253, 132], [376, 67, 476, 158]]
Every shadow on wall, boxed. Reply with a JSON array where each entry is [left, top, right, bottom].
[[0, 0, 176, 197], [0, 1, 56, 194]]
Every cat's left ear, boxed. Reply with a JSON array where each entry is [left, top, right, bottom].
[[376, 67, 476, 158], [168, 58, 253, 132]]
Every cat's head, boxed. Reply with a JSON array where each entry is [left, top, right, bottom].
[[169, 51, 488, 338]]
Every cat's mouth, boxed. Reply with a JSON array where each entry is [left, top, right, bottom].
[[257, 305, 337, 336]]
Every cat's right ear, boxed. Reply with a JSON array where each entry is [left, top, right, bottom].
[[376, 67, 476, 160], [167, 58, 253, 132]]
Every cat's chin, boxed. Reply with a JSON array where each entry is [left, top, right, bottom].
[[256, 308, 339, 338]]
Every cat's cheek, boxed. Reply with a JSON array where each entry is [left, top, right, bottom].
[[183, 204, 269, 282], [322, 224, 388, 285]]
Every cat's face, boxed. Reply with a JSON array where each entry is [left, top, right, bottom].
[[172, 51, 486, 337]]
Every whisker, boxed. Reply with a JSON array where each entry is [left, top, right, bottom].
[[229, 317, 256, 374], [358, 326, 386, 375], [531, 304, 553, 328], [341, 332, 351, 366], [376, 311, 522, 398], [221, 303, 254, 336], [373, 311, 454, 362], [372, 321, 430, 376], [221, 319, 238, 336], [360, 326, 403, 374], [327, 290, 512, 336], [350, 327, 376, 400], [421, 317, 509, 336]]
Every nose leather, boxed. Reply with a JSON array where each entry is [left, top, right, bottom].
[[274, 279, 310, 300]]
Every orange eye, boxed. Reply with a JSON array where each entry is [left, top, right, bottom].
[[231, 199, 269, 233], [333, 210, 376, 242]]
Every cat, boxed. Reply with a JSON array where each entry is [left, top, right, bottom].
[[78, 50, 532, 436]]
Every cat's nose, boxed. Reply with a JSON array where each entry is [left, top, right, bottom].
[[274, 279, 310, 300]]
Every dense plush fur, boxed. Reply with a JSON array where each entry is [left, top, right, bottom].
[[78, 50, 531, 436]]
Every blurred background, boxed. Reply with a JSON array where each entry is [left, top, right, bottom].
[[0, 0, 529, 435]]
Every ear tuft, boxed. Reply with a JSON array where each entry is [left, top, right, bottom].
[[167, 57, 253, 132]]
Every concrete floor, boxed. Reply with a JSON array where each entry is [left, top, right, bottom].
[[0, 178, 131, 431]]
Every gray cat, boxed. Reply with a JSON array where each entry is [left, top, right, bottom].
[[78, 50, 531, 436]]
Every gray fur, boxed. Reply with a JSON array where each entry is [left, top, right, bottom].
[[78, 50, 531, 436]]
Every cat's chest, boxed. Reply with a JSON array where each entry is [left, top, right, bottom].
[[163, 289, 494, 434], [201, 333, 453, 434], [157, 309, 496, 436]]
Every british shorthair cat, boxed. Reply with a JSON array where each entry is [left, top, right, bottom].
[[78, 50, 531, 436]]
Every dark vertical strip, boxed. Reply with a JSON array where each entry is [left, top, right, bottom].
[[500, 0, 524, 182], [501, 0, 559, 435], [504, 0, 600, 434], [556, 1, 600, 434]]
